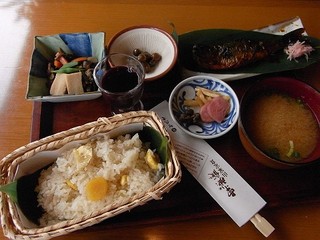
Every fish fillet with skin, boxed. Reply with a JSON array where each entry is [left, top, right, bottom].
[[192, 39, 271, 70], [192, 28, 305, 70]]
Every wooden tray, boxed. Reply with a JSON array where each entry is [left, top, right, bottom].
[[30, 72, 320, 229]]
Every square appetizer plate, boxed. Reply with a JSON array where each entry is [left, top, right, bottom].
[[26, 32, 105, 102]]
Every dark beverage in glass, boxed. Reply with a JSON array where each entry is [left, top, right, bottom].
[[93, 53, 145, 114], [102, 66, 138, 92]]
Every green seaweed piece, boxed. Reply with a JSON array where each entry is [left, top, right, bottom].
[[265, 148, 280, 160]]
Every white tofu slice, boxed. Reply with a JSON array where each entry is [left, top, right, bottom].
[[65, 72, 84, 95], [50, 73, 67, 95]]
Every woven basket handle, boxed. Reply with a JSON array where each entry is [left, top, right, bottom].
[[97, 117, 113, 125]]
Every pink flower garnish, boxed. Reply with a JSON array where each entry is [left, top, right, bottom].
[[284, 40, 314, 62]]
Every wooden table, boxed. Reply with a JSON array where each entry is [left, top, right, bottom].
[[1, 1, 320, 239]]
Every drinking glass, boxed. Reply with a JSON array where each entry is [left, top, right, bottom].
[[93, 53, 145, 114]]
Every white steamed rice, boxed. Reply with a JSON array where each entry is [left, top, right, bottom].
[[36, 133, 164, 226]]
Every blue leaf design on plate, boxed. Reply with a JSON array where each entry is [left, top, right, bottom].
[[59, 33, 92, 57]]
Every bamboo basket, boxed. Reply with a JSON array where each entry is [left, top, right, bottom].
[[0, 111, 181, 240]]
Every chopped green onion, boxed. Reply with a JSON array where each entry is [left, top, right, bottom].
[[292, 151, 301, 159]]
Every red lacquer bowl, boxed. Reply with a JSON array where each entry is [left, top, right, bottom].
[[238, 76, 320, 169]]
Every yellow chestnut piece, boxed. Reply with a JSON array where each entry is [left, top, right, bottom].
[[85, 177, 108, 201], [145, 149, 160, 170], [74, 145, 93, 170], [66, 179, 78, 191], [120, 175, 128, 186]]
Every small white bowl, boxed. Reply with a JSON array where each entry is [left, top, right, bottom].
[[107, 25, 178, 81], [169, 76, 240, 139]]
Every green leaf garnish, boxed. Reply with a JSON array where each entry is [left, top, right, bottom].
[[139, 126, 169, 165], [0, 181, 18, 203], [168, 21, 179, 44]]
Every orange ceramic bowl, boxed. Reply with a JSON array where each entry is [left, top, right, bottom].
[[238, 77, 320, 169]]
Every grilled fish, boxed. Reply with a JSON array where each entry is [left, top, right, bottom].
[[192, 29, 305, 70]]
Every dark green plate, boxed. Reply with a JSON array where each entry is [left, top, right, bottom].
[[178, 29, 320, 76]]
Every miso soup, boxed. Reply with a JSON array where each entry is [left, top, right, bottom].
[[246, 92, 319, 162]]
